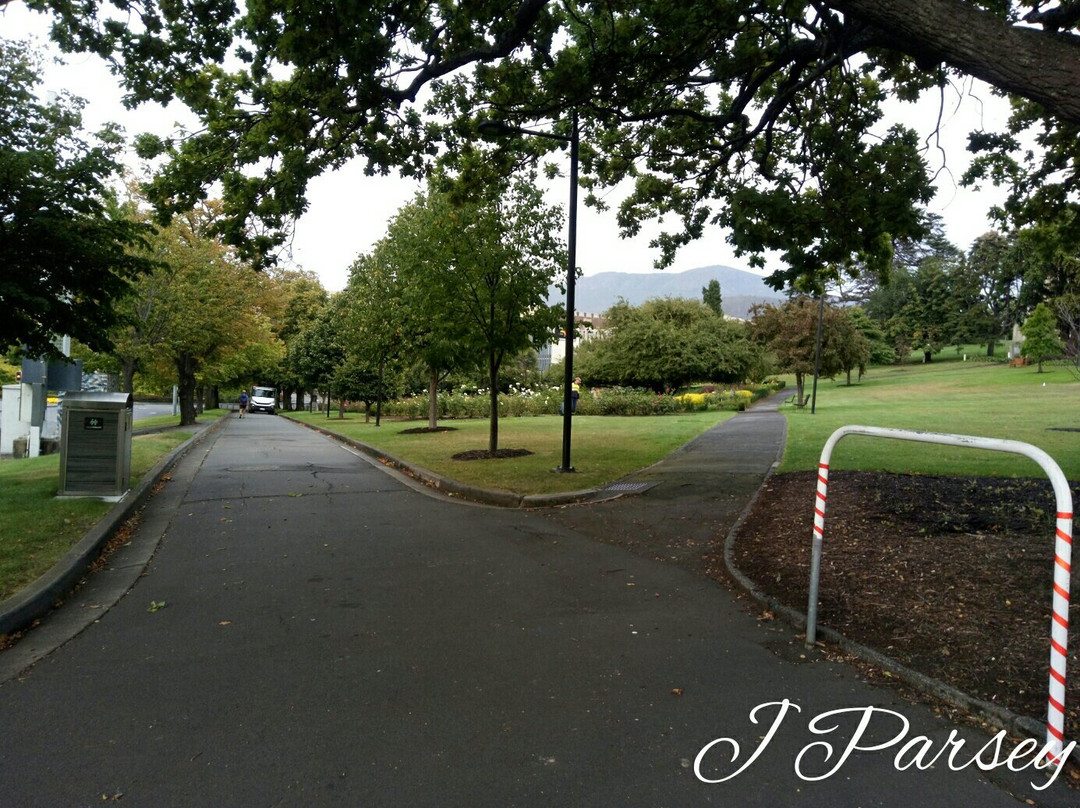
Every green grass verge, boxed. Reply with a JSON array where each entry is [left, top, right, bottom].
[[902, 343, 1008, 363], [0, 429, 195, 602], [778, 361, 1080, 478], [284, 410, 735, 496], [135, 408, 227, 430]]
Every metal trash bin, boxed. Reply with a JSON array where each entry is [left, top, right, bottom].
[[58, 392, 134, 499]]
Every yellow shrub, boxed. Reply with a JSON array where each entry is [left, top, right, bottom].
[[676, 393, 707, 406]]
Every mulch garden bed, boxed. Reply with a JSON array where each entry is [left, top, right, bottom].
[[730, 470, 1080, 743], [452, 448, 533, 460]]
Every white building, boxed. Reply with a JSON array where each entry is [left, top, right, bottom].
[[537, 313, 608, 372]]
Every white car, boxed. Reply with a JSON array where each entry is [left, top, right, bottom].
[[249, 386, 276, 414]]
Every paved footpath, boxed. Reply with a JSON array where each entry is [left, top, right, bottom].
[[540, 392, 790, 570], [0, 409, 1073, 806]]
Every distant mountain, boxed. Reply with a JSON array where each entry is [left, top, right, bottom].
[[553, 265, 785, 320]]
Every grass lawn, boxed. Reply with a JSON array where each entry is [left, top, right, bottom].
[[902, 342, 1008, 363], [284, 410, 735, 496], [778, 361, 1080, 478], [0, 428, 198, 602]]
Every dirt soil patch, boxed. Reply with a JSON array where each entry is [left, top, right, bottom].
[[451, 448, 534, 461], [399, 426, 458, 435], [731, 470, 1080, 741]]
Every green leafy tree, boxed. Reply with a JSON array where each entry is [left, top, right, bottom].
[[750, 297, 851, 406], [90, 250, 174, 393], [131, 202, 273, 425], [347, 195, 468, 430], [845, 306, 894, 367], [837, 307, 877, 383], [340, 253, 412, 427], [866, 246, 979, 364], [21, 2, 1080, 288], [909, 256, 957, 362], [1020, 302, 1064, 373], [1012, 221, 1080, 317], [275, 271, 329, 409], [290, 297, 347, 409], [944, 255, 997, 352], [333, 355, 399, 422], [413, 180, 565, 453], [966, 231, 1025, 356], [866, 267, 917, 362], [0, 38, 153, 356], [702, 280, 723, 317], [575, 297, 759, 392]]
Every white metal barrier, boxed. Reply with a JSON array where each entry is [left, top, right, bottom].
[[805, 425, 1073, 763]]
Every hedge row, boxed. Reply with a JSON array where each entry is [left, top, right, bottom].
[[376, 382, 784, 419]]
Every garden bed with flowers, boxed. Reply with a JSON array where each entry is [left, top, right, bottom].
[[375, 381, 782, 421]]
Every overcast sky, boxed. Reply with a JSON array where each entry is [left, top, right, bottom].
[[6, 4, 1013, 292]]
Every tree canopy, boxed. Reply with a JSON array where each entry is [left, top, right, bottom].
[[16, 1, 1080, 287], [1020, 301, 1064, 372], [751, 296, 864, 405], [123, 199, 273, 424], [373, 180, 565, 452], [576, 297, 760, 392], [0, 37, 153, 357]]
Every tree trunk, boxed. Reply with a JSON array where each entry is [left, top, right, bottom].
[[923, 350, 932, 363], [207, 385, 220, 410], [428, 364, 439, 430], [120, 357, 138, 394], [176, 353, 199, 426], [376, 358, 384, 427], [794, 371, 806, 407]]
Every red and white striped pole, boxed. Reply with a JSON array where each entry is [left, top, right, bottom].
[[805, 426, 1073, 765], [1048, 508, 1073, 762], [805, 461, 830, 643]]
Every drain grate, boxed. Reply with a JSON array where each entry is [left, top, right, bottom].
[[604, 482, 652, 493]]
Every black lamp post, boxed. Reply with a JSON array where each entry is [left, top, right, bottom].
[[478, 113, 579, 472], [811, 292, 824, 414]]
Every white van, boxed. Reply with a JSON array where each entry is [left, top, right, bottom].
[[249, 386, 276, 414]]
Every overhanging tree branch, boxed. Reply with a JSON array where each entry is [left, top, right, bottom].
[[833, 0, 1080, 123]]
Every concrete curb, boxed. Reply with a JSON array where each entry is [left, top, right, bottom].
[[721, 457, 1079, 765], [0, 415, 228, 638], [290, 418, 618, 509]]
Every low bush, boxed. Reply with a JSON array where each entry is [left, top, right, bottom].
[[369, 379, 785, 420]]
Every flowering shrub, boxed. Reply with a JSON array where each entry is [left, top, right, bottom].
[[675, 392, 708, 410], [373, 379, 784, 419]]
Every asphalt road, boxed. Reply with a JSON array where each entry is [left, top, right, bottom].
[[0, 399, 173, 429], [0, 415, 1071, 806]]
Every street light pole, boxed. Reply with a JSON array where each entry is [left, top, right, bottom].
[[560, 111, 579, 472], [478, 113, 579, 472], [811, 292, 824, 415]]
